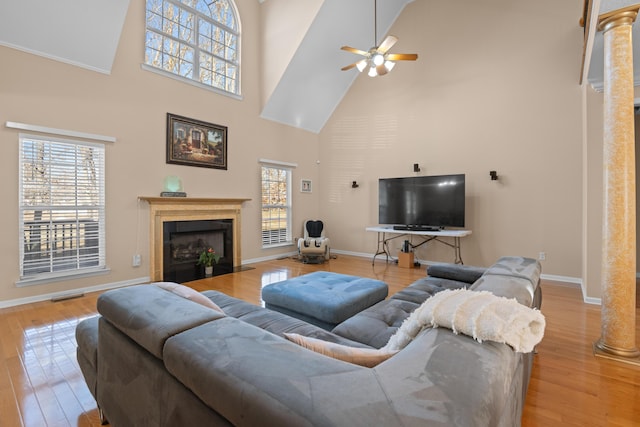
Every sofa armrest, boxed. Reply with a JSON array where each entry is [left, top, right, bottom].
[[470, 256, 541, 307], [483, 256, 541, 288], [97, 285, 224, 359], [76, 316, 100, 399], [426, 264, 486, 284]]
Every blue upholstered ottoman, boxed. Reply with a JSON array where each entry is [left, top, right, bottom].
[[261, 271, 389, 330]]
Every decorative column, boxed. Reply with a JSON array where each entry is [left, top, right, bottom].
[[594, 8, 640, 364]]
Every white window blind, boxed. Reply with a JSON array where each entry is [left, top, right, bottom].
[[19, 135, 106, 282], [261, 164, 292, 247]]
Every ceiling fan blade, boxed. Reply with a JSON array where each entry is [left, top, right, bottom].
[[341, 62, 359, 71], [341, 45, 369, 56], [343, 59, 368, 72], [386, 53, 418, 61], [377, 35, 398, 54]]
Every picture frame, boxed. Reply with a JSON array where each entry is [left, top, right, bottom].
[[301, 179, 312, 193], [166, 113, 227, 170]]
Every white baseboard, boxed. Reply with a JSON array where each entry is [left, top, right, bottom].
[[1, 254, 605, 308], [540, 273, 582, 285], [0, 276, 151, 309], [330, 251, 599, 305], [583, 296, 602, 305], [242, 251, 298, 265], [330, 249, 374, 259]]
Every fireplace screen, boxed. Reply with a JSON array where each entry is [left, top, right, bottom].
[[163, 219, 233, 283]]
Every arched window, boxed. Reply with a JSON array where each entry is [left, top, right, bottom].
[[145, 0, 240, 96]]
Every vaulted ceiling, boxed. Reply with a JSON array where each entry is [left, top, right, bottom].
[[259, 0, 413, 133], [2, 0, 639, 132], [0, 0, 130, 74]]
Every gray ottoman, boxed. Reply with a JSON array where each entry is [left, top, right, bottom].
[[261, 271, 389, 330]]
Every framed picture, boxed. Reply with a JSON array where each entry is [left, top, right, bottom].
[[166, 113, 227, 169], [301, 179, 312, 193]]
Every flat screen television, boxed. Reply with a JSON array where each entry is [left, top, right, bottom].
[[378, 174, 465, 230]]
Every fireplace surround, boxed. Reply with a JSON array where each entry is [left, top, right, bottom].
[[139, 197, 249, 282]]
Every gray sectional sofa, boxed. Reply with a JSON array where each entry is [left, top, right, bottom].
[[76, 256, 542, 427]]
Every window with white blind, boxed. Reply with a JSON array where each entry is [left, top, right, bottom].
[[261, 163, 293, 247], [18, 135, 106, 284]]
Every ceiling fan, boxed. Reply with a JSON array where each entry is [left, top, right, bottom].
[[341, 0, 418, 77]]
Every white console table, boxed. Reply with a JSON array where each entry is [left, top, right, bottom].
[[366, 226, 472, 265]]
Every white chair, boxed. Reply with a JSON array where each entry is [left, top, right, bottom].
[[297, 220, 330, 263]]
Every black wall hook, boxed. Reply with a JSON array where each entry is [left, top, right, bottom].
[[490, 171, 498, 181]]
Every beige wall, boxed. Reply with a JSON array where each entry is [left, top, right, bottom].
[[0, 0, 602, 305], [584, 85, 604, 301], [0, 0, 320, 304], [318, 0, 584, 277]]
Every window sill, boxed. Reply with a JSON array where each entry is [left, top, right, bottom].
[[262, 242, 294, 249], [141, 64, 243, 100], [16, 267, 111, 287]]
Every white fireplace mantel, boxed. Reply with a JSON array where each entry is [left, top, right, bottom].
[[139, 197, 250, 281]]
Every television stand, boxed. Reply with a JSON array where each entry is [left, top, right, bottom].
[[366, 226, 472, 265], [393, 225, 441, 232]]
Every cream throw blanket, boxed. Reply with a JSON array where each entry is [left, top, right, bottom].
[[383, 289, 545, 353]]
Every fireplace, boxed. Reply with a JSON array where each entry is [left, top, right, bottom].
[[139, 197, 249, 282], [163, 219, 233, 283]]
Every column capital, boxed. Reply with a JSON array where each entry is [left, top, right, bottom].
[[598, 7, 639, 33]]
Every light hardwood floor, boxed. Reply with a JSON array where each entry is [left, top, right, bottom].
[[1, 255, 639, 426]]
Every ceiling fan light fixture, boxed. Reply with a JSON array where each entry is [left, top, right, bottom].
[[340, 0, 417, 75]]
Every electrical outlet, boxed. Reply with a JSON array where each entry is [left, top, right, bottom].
[[132, 254, 141, 267], [538, 252, 546, 261]]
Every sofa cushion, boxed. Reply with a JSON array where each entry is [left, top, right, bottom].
[[163, 317, 403, 427], [331, 299, 419, 348], [333, 275, 470, 349], [373, 326, 525, 427], [97, 285, 224, 359], [426, 264, 487, 284], [155, 282, 225, 314], [202, 290, 372, 348], [391, 276, 470, 304], [97, 318, 233, 427]]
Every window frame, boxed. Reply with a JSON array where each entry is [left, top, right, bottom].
[[260, 161, 295, 248], [143, 0, 242, 99], [17, 134, 108, 286]]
